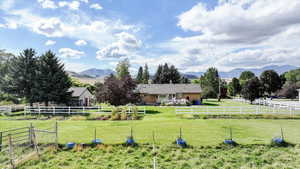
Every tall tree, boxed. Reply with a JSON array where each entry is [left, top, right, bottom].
[[200, 67, 220, 97], [228, 77, 241, 96], [142, 64, 150, 84], [37, 51, 72, 106], [169, 65, 181, 83], [260, 70, 281, 96], [153, 65, 163, 84], [0, 50, 14, 92], [95, 74, 139, 105], [5, 49, 39, 105], [116, 58, 130, 80], [239, 71, 255, 81], [136, 66, 143, 84], [241, 77, 262, 104], [161, 63, 170, 83]]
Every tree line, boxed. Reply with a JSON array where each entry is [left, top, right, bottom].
[[0, 49, 71, 106]]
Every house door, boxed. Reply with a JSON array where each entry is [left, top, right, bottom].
[[85, 98, 89, 106]]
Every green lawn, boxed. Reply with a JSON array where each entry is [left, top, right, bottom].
[[1, 99, 300, 146]]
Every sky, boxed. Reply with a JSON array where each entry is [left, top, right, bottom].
[[0, 0, 300, 74]]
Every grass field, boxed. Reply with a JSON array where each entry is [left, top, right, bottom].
[[1, 99, 300, 146], [20, 144, 300, 169]]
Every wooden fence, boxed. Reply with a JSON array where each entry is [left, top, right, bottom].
[[24, 106, 146, 115], [175, 106, 300, 115], [0, 123, 58, 168]]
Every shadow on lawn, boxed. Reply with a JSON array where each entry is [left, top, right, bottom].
[[146, 110, 160, 114], [202, 102, 219, 106]]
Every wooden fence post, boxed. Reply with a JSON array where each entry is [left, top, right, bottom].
[[29, 123, 33, 146], [31, 127, 40, 157], [8, 134, 15, 169]]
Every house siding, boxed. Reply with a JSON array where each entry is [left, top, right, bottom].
[[182, 93, 201, 102], [142, 94, 157, 104]]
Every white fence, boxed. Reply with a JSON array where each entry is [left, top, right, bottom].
[[24, 106, 146, 115], [0, 106, 11, 114], [175, 106, 300, 115], [233, 98, 300, 110]]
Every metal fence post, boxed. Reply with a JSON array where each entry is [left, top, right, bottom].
[[31, 127, 40, 157], [8, 134, 15, 169], [55, 121, 58, 148], [0, 132, 2, 152]]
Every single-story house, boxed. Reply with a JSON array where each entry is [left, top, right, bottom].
[[135, 84, 202, 104], [69, 87, 93, 106]]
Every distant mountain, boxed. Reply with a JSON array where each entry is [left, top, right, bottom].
[[185, 65, 299, 79], [66, 71, 93, 78], [79, 68, 115, 78]]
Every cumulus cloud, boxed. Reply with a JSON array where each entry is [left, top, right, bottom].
[[58, 1, 80, 10], [37, 0, 57, 9], [96, 32, 142, 59], [45, 40, 56, 46], [59, 48, 85, 59], [90, 3, 103, 10], [155, 0, 300, 72], [75, 40, 87, 46]]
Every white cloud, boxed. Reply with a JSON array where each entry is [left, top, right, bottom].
[[58, 1, 80, 10], [59, 48, 85, 59], [96, 32, 142, 59], [37, 0, 57, 9], [151, 0, 300, 72], [45, 40, 56, 46], [90, 3, 103, 10], [64, 62, 93, 72], [79, 0, 89, 3], [0, 0, 15, 10], [75, 40, 87, 46]]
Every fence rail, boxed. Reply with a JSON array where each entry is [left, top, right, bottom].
[[175, 105, 300, 115], [0, 123, 58, 168], [24, 106, 146, 115]]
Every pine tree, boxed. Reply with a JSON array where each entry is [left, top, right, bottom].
[[142, 64, 150, 84], [169, 65, 181, 83], [37, 50, 72, 106], [153, 65, 163, 84], [136, 66, 143, 84], [161, 63, 170, 83], [6, 49, 39, 105]]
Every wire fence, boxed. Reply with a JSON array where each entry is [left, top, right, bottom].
[[0, 123, 58, 169]]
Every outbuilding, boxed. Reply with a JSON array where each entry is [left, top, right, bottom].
[[69, 87, 93, 106]]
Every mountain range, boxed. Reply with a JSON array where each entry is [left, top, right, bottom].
[[185, 65, 299, 78], [67, 65, 299, 84]]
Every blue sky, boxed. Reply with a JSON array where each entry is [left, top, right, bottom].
[[1, 0, 300, 73]]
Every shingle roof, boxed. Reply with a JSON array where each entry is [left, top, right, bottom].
[[69, 87, 87, 97], [136, 84, 202, 95]]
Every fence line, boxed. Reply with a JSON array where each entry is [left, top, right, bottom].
[[233, 98, 300, 110], [24, 106, 146, 115], [0, 123, 58, 168], [175, 105, 300, 115]]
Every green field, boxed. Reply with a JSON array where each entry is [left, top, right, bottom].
[[1, 99, 300, 145], [20, 145, 300, 169], [2, 99, 300, 168]]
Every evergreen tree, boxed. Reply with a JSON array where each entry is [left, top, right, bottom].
[[116, 58, 130, 80], [260, 70, 281, 96], [153, 65, 163, 84], [169, 65, 181, 83], [136, 66, 143, 84], [239, 71, 255, 81], [5, 49, 39, 105], [180, 76, 190, 84], [161, 63, 170, 83], [142, 64, 150, 84], [37, 51, 72, 106]]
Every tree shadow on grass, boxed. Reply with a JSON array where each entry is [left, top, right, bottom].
[[202, 102, 219, 106], [146, 110, 161, 114]]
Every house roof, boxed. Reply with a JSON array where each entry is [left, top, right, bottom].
[[69, 87, 89, 97], [135, 84, 202, 95]]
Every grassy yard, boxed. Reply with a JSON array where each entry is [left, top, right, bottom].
[[20, 144, 300, 169], [1, 99, 300, 146]]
